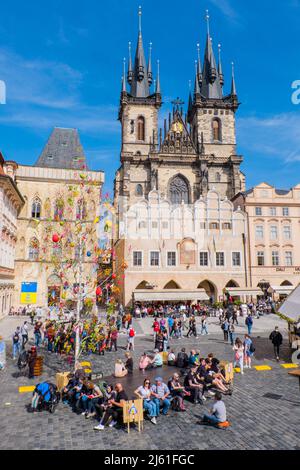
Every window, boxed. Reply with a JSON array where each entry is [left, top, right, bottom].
[[169, 175, 190, 205], [133, 251, 142, 267], [216, 252, 225, 266], [162, 221, 168, 229], [28, 238, 39, 261], [210, 222, 219, 230], [270, 207, 276, 216], [200, 222, 206, 229], [272, 251, 279, 266], [222, 223, 231, 230], [255, 207, 262, 216], [212, 118, 222, 141], [138, 221, 146, 229], [167, 252, 176, 267], [270, 225, 278, 240], [137, 116, 145, 141], [135, 184, 143, 197], [152, 222, 158, 229], [283, 225, 291, 240], [31, 198, 41, 219], [200, 252, 208, 266], [255, 225, 264, 239], [257, 251, 265, 266], [232, 252, 241, 267], [283, 207, 289, 216], [285, 251, 293, 267], [150, 251, 160, 267]]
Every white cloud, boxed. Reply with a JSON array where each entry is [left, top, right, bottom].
[[237, 112, 300, 163], [208, 0, 240, 23]]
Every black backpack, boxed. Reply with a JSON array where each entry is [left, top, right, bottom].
[[13, 333, 19, 344], [171, 396, 182, 412], [249, 342, 255, 353]]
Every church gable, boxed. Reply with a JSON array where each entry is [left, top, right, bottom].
[[160, 110, 196, 155]]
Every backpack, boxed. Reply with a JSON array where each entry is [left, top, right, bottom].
[[221, 323, 225, 330], [13, 333, 19, 344], [129, 328, 135, 338], [249, 342, 255, 353]]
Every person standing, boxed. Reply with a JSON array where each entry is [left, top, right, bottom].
[[127, 325, 135, 351], [109, 328, 118, 352], [20, 321, 29, 348], [244, 334, 254, 369], [233, 338, 244, 375], [228, 322, 235, 346], [221, 318, 229, 342], [34, 321, 42, 347], [201, 316, 208, 335], [269, 326, 283, 362], [12, 327, 21, 360], [245, 314, 253, 335]]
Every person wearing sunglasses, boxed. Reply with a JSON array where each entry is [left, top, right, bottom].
[[134, 378, 158, 425]]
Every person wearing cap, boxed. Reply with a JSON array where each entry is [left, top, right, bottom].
[[151, 377, 171, 416]]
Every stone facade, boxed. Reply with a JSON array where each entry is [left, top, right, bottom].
[[0, 154, 24, 318], [14, 164, 104, 307], [232, 183, 300, 299]]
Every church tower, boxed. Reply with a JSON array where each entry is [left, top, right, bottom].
[[115, 7, 162, 210], [187, 10, 244, 198]]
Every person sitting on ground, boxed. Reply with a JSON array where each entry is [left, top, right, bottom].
[[125, 352, 133, 374], [176, 348, 189, 368], [200, 391, 227, 426], [184, 365, 204, 404], [168, 350, 176, 366], [62, 373, 79, 405], [94, 384, 116, 423], [150, 349, 163, 368], [94, 383, 128, 431], [188, 350, 198, 367], [139, 352, 152, 371], [199, 359, 231, 395], [168, 372, 189, 411], [114, 358, 128, 378], [151, 377, 171, 416], [134, 378, 158, 425]]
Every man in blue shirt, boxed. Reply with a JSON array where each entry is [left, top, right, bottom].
[[151, 377, 171, 416], [168, 316, 174, 336]]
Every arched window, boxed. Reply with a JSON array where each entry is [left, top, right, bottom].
[[212, 118, 222, 142], [31, 198, 41, 219], [28, 238, 39, 261], [54, 198, 64, 221], [135, 184, 143, 197], [137, 116, 145, 141], [168, 175, 190, 204]]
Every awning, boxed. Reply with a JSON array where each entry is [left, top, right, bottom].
[[133, 289, 209, 302], [267, 285, 294, 295], [224, 287, 264, 297], [279, 284, 300, 321]]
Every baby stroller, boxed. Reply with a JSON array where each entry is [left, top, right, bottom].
[[31, 382, 60, 414], [17, 350, 29, 375]]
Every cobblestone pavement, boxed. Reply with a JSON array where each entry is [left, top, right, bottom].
[[0, 318, 299, 450]]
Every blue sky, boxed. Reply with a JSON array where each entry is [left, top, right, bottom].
[[0, 0, 300, 194]]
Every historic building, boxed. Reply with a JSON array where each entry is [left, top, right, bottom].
[[114, 9, 252, 306], [14, 128, 104, 307], [0, 153, 24, 318], [232, 183, 300, 300]]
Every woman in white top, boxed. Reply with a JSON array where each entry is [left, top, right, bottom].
[[134, 379, 158, 424], [233, 338, 244, 375]]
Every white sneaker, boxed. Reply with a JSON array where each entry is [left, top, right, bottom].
[[150, 417, 157, 425], [208, 390, 215, 396], [81, 412, 86, 416], [109, 420, 117, 428], [94, 424, 105, 431], [202, 395, 207, 401]]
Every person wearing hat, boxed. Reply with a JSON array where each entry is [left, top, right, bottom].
[[150, 377, 171, 416]]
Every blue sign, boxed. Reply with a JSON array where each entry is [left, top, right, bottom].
[[21, 282, 38, 293]]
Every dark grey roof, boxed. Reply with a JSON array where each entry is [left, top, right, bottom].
[[200, 34, 223, 100], [129, 30, 150, 98], [35, 128, 87, 170], [275, 189, 290, 195]]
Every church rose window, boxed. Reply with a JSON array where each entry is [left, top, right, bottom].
[[169, 175, 189, 204]]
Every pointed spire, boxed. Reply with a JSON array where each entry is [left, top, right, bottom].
[[122, 58, 127, 93], [218, 44, 224, 88], [201, 10, 222, 100], [130, 6, 150, 98], [231, 61, 237, 96], [156, 59, 161, 94], [127, 42, 133, 85], [197, 43, 202, 85], [148, 42, 153, 86], [194, 61, 200, 96]]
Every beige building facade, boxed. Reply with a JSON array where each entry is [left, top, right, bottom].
[[14, 128, 104, 308], [0, 154, 24, 318], [232, 183, 300, 300]]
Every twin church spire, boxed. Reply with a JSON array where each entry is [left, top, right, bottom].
[[120, 7, 237, 103], [122, 6, 160, 99]]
